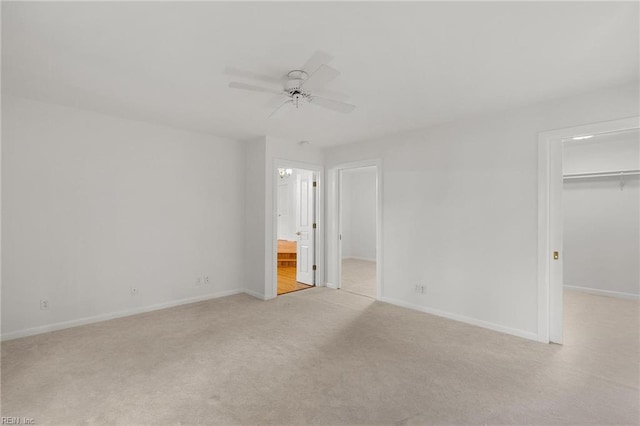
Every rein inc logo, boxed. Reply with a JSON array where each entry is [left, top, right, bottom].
[[1, 418, 35, 425]]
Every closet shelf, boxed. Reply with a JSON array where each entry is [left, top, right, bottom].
[[563, 169, 640, 180]]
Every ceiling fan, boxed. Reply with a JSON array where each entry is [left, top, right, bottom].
[[226, 51, 356, 118]]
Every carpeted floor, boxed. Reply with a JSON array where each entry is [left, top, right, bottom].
[[341, 258, 376, 298], [1, 288, 638, 425]]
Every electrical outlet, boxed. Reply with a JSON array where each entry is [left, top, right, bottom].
[[196, 276, 203, 286], [131, 287, 139, 296], [414, 285, 426, 294], [40, 299, 50, 310], [204, 275, 210, 285]]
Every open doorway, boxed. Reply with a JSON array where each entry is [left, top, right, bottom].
[[562, 128, 639, 299], [538, 117, 639, 344], [561, 128, 639, 342], [339, 166, 378, 298], [276, 167, 317, 295]]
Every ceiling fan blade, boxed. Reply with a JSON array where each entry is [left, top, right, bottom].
[[228, 81, 283, 95], [309, 96, 356, 114], [224, 67, 282, 86], [265, 94, 287, 109], [268, 100, 293, 119], [302, 64, 340, 91], [302, 50, 334, 74]]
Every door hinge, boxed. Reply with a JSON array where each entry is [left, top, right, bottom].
[[312, 223, 317, 229], [313, 265, 317, 271], [313, 181, 317, 187]]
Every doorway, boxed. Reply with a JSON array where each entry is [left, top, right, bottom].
[[326, 160, 382, 299], [538, 117, 640, 343], [276, 166, 317, 295], [339, 166, 378, 298], [561, 128, 639, 348]]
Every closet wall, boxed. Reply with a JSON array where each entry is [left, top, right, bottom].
[[341, 167, 377, 261], [563, 129, 640, 298]]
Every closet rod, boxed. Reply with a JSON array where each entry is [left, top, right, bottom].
[[563, 169, 640, 180]]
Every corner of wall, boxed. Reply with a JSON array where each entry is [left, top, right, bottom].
[[242, 137, 268, 296]]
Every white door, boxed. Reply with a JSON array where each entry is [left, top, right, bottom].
[[296, 171, 315, 285]]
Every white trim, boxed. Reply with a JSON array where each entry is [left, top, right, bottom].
[[379, 297, 538, 342], [342, 256, 376, 262], [327, 160, 383, 300], [564, 285, 639, 300], [243, 288, 267, 300], [1, 289, 246, 341], [537, 133, 552, 343], [326, 282, 338, 289], [537, 116, 640, 344], [271, 158, 324, 299]]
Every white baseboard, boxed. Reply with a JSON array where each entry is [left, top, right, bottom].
[[1, 288, 245, 341], [243, 288, 267, 300], [326, 282, 338, 289], [342, 256, 376, 262], [378, 296, 538, 342], [564, 285, 639, 300]]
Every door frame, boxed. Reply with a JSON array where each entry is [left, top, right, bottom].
[[327, 159, 383, 299], [537, 116, 639, 343], [271, 158, 324, 299]]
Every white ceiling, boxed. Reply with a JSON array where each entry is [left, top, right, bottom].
[[3, 2, 638, 147]]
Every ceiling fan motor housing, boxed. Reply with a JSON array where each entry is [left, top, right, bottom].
[[286, 70, 308, 91], [286, 70, 310, 108]]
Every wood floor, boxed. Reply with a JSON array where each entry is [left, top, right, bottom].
[[277, 266, 312, 295], [277, 239, 296, 254], [277, 239, 312, 295]]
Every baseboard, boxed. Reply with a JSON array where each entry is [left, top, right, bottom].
[[243, 288, 267, 300], [342, 256, 376, 262], [564, 285, 639, 300], [378, 296, 538, 342], [1, 288, 245, 341], [326, 282, 338, 289]]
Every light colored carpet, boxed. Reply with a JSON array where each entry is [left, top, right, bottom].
[[1, 288, 638, 425], [341, 258, 376, 298]]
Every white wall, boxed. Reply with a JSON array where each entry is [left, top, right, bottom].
[[2, 95, 246, 339], [324, 82, 639, 340], [563, 130, 640, 297], [243, 136, 324, 299], [243, 137, 267, 299], [341, 167, 376, 261], [276, 168, 300, 242]]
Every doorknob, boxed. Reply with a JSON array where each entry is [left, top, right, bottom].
[[296, 231, 301, 236], [553, 251, 559, 260]]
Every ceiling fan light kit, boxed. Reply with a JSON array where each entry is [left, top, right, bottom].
[[227, 51, 356, 117]]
